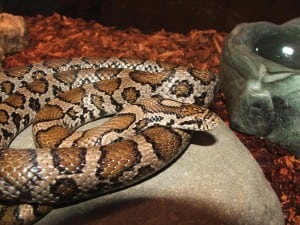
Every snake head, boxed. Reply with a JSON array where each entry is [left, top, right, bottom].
[[178, 105, 220, 131], [131, 98, 221, 132], [194, 110, 220, 131]]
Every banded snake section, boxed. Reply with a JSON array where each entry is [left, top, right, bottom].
[[0, 57, 220, 225]]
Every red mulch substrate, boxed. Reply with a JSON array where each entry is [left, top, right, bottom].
[[3, 13, 300, 225]]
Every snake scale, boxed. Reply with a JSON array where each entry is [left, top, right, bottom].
[[0, 57, 220, 225]]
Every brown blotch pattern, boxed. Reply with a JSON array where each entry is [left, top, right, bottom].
[[97, 140, 140, 180], [0, 205, 21, 224], [26, 79, 48, 94], [121, 87, 140, 103], [179, 105, 207, 117], [0, 148, 38, 187], [58, 87, 84, 104], [34, 105, 64, 123], [54, 70, 77, 85], [134, 98, 181, 115], [106, 113, 136, 131], [35, 126, 71, 148], [1, 81, 14, 96], [51, 147, 86, 174], [43, 59, 70, 69], [5, 65, 32, 78], [91, 94, 104, 110], [141, 126, 181, 161], [94, 78, 121, 96], [95, 68, 122, 78], [74, 113, 136, 146], [129, 71, 167, 85], [190, 69, 215, 85], [171, 80, 193, 98], [4, 92, 25, 108], [83, 57, 106, 65], [0, 110, 8, 124], [49, 178, 79, 200]]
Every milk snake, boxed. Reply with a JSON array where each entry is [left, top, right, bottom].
[[0, 57, 220, 225]]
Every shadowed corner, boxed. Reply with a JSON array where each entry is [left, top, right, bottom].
[[190, 131, 218, 146]]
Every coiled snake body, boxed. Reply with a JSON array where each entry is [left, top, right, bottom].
[[0, 57, 220, 225]]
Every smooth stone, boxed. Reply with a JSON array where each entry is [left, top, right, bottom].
[[11, 120, 284, 225], [220, 17, 300, 156]]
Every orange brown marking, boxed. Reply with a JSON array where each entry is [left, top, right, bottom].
[[74, 113, 136, 146], [0, 110, 8, 123], [190, 69, 215, 84], [1, 81, 14, 96], [43, 59, 70, 68], [4, 92, 25, 108], [158, 62, 175, 71], [51, 147, 86, 174], [49, 178, 79, 200], [121, 87, 140, 103], [180, 105, 207, 117], [135, 98, 180, 114], [94, 78, 121, 96], [96, 68, 122, 77], [5, 65, 32, 78], [129, 71, 167, 85], [26, 79, 48, 94], [0, 148, 38, 187], [106, 113, 136, 130], [54, 70, 77, 84], [160, 99, 208, 118], [84, 57, 106, 65], [0, 205, 21, 224], [34, 105, 64, 123], [35, 126, 71, 148], [58, 87, 84, 104], [91, 94, 104, 110], [141, 126, 181, 161], [171, 80, 193, 98], [97, 140, 140, 180], [18, 204, 36, 224]]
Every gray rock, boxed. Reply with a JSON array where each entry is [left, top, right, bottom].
[[12, 122, 284, 225], [220, 17, 300, 156]]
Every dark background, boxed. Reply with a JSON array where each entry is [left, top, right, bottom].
[[1, 0, 300, 33]]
